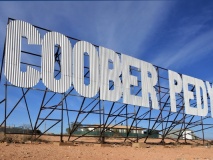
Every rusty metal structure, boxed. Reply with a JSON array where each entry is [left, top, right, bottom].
[[0, 18, 213, 145]]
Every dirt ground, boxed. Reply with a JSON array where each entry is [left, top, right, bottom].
[[0, 135, 213, 160], [0, 142, 213, 160]]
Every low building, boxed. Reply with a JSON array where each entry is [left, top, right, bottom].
[[166, 129, 195, 140], [71, 124, 159, 138]]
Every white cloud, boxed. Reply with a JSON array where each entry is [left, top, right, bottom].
[[88, 1, 176, 58], [151, 8, 213, 73]]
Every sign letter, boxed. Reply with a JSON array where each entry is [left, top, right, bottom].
[[4, 20, 41, 87], [42, 32, 72, 93], [168, 70, 182, 112], [99, 47, 122, 101], [73, 41, 99, 97]]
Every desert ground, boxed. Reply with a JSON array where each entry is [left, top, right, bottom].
[[0, 135, 213, 160]]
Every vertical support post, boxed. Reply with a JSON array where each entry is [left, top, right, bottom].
[[64, 93, 71, 141], [183, 95, 186, 144], [4, 83, 7, 136], [134, 106, 138, 143], [60, 94, 64, 142], [201, 117, 204, 145], [144, 108, 152, 143], [99, 97, 102, 142], [101, 101, 105, 143], [126, 105, 128, 141]]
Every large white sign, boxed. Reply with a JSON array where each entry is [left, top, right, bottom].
[[4, 20, 213, 117]]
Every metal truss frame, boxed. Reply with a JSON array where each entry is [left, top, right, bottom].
[[0, 18, 212, 145]]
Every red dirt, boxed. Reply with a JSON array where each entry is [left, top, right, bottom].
[[0, 142, 212, 160]]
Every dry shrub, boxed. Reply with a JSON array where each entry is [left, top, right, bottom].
[[0, 133, 49, 143]]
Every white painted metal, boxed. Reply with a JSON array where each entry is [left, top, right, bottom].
[[99, 46, 122, 101], [168, 70, 183, 112], [42, 32, 72, 93], [206, 82, 213, 117], [122, 54, 143, 106], [73, 41, 99, 98], [196, 78, 208, 116], [141, 60, 158, 109], [4, 20, 41, 88], [183, 75, 197, 115]]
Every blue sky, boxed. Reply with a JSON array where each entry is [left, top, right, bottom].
[[0, 1, 213, 80], [0, 1, 213, 138]]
